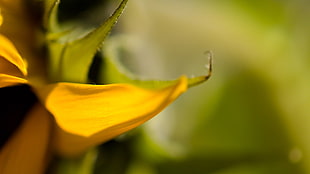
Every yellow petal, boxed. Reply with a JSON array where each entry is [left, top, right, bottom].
[[0, 34, 27, 76], [0, 1, 46, 80], [0, 74, 27, 88], [39, 76, 187, 156], [0, 0, 33, 54], [0, 11, 3, 26], [0, 103, 51, 174]]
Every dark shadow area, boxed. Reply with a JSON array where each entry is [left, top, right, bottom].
[[94, 139, 133, 174], [0, 85, 37, 148]]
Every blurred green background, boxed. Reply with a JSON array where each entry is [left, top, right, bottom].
[[112, 0, 310, 173], [56, 0, 310, 173]]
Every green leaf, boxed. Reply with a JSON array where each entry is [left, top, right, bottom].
[[99, 36, 212, 89], [45, 0, 128, 83]]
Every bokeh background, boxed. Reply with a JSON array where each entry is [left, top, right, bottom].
[[114, 0, 310, 173], [56, 0, 310, 173]]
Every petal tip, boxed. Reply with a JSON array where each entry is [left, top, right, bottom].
[[0, 35, 28, 76]]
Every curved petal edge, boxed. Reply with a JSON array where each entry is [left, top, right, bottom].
[[40, 76, 188, 156]]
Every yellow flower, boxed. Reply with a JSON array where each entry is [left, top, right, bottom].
[[0, 1, 192, 173]]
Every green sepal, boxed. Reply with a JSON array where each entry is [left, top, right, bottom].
[[45, 0, 128, 83], [43, 0, 60, 31], [99, 36, 212, 89]]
